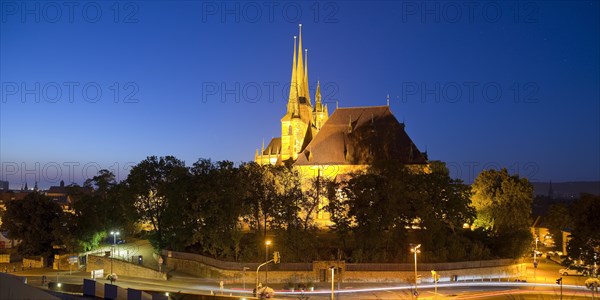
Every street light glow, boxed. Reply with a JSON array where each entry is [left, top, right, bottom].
[[411, 244, 422, 295], [265, 240, 272, 286]]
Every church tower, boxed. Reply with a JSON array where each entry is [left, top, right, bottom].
[[256, 25, 329, 165], [280, 24, 318, 162], [313, 81, 329, 131]]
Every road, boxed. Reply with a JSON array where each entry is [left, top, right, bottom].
[[4, 245, 598, 299], [10, 268, 597, 299]]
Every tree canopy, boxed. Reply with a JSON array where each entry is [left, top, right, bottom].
[[0, 157, 542, 263]]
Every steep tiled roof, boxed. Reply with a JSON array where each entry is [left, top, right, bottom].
[[294, 106, 427, 166], [47, 186, 67, 194], [262, 138, 282, 156]]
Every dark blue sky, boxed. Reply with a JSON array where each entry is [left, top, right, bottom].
[[1, 1, 599, 188]]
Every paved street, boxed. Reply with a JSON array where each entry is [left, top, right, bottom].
[[3, 244, 598, 299]]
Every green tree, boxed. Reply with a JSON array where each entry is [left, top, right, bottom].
[[300, 176, 336, 230], [0, 192, 63, 256], [239, 163, 285, 238], [60, 170, 135, 252], [471, 168, 533, 232], [125, 156, 190, 251], [329, 161, 475, 262], [545, 203, 573, 247], [471, 168, 533, 258], [566, 194, 600, 264], [185, 159, 246, 259]]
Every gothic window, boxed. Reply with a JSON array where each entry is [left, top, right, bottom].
[[288, 125, 292, 135]]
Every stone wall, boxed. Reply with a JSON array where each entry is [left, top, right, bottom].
[[165, 250, 525, 284], [86, 255, 167, 280], [53, 253, 79, 271], [344, 264, 528, 283], [23, 256, 44, 269]]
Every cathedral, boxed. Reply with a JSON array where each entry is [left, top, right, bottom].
[[254, 25, 429, 225]]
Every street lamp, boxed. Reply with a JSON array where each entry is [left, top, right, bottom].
[[110, 231, 119, 283], [534, 236, 539, 263], [330, 266, 335, 300], [411, 244, 421, 295], [265, 240, 271, 286], [242, 267, 249, 290]]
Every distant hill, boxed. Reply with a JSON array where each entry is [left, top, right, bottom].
[[531, 181, 600, 199]]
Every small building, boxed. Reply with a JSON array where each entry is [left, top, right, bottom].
[[45, 180, 73, 212], [530, 215, 552, 247]]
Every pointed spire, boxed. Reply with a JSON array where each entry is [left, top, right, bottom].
[[261, 139, 265, 153], [304, 48, 311, 105], [287, 36, 298, 114], [315, 80, 322, 109], [296, 24, 305, 98]]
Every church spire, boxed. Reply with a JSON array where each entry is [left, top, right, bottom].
[[304, 48, 311, 106], [296, 24, 305, 99], [315, 80, 322, 109], [287, 35, 298, 114]]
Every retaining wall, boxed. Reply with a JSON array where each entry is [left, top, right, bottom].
[[86, 255, 167, 280], [163, 250, 525, 284]]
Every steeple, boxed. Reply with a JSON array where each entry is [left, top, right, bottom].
[[315, 80, 322, 109], [287, 36, 298, 115], [296, 24, 305, 99], [304, 48, 311, 105]]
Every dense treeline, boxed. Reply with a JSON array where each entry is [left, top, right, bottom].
[[543, 193, 600, 267], [1, 156, 538, 263]]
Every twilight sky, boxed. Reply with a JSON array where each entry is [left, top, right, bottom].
[[1, 0, 599, 188]]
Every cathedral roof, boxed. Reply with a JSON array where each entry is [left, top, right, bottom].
[[294, 106, 427, 166], [262, 137, 282, 156]]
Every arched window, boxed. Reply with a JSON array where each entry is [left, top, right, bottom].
[[288, 125, 292, 135]]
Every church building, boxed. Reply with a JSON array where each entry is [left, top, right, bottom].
[[254, 25, 429, 226]]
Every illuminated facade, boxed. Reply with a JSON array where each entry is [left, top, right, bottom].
[[254, 25, 429, 227]]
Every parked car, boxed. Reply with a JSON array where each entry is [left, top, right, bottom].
[[559, 266, 590, 276], [104, 237, 126, 245]]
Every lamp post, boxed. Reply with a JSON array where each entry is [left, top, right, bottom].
[[265, 240, 271, 286], [431, 270, 438, 299], [110, 231, 119, 283], [534, 236, 539, 263], [242, 267, 249, 290], [594, 253, 597, 278], [411, 244, 421, 295], [330, 266, 335, 300]]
